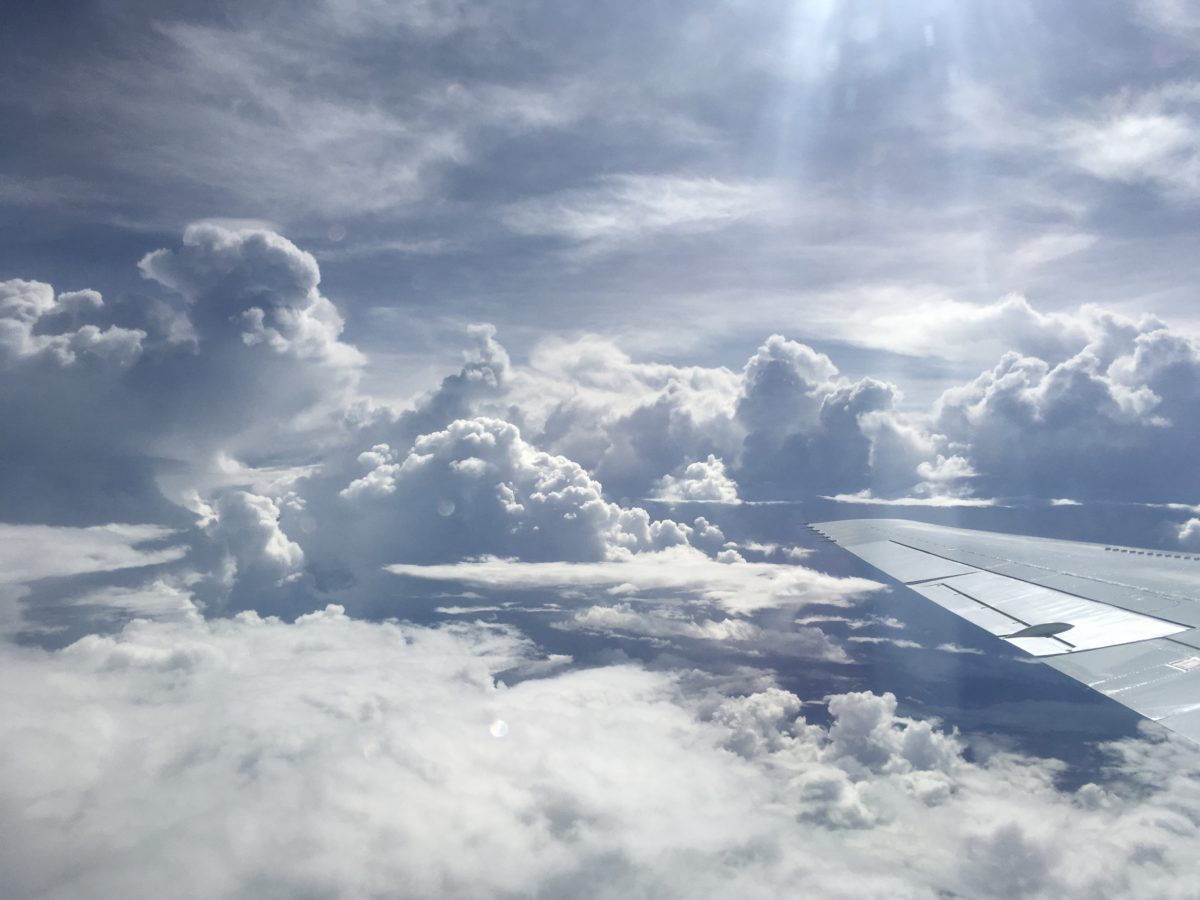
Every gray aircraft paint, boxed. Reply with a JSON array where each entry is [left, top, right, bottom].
[[812, 518, 1200, 744]]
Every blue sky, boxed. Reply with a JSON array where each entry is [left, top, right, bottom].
[[5, 1, 1200, 897]]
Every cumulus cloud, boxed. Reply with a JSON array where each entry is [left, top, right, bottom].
[[652, 454, 740, 503], [15, 3, 1200, 893], [4, 605, 1200, 899], [395, 322, 514, 438], [0, 223, 369, 531], [407, 294, 1200, 517], [0, 279, 145, 368], [521, 335, 741, 497], [137, 223, 364, 452], [11, 220, 1200, 613], [833, 294, 1109, 365], [730, 336, 972, 502], [366, 304, 1200, 516], [736, 334, 840, 440], [139, 222, 363, 437], [514, 329, 969, 505], [210, 491, 305, 581], [933, 315, 1200, 501], [335, 417, 691, 564]]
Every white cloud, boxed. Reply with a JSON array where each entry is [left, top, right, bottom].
[[6, 220, 1200, 897], [211, 491, 305, 580], [936, 643, 985, 656], [529, 336, 743, 499], [60, 581, 200, 623], [502, 174, 776, 248], [16, 219, 1200, 610], [139, 223, 362, 372], [566, 601, 848, 661], [846, 636, 925, 650], [933, 319, 1200, 501], [0, 523, 184, 588], [823, 491, 998, 508], [337, 417, 692, 562], [794, 614, 905, 631], [458, 329, 991, 505], [1147, 501, 1200, 514], [3, 224, 367, 526], [388, 544, 880, 614], [828, 293, 1143, 366], [1008, 231, 1099, 270], [738, 334, 840, 437], [0, 522, 188, 635], [0, 279, 144, 368], [652, 454, 740, 503], [1178, 518, 1200, 550], [5, 607, 1200, 898], [943, 71, 1200, 217], [1059, 84, 1200, 195], [29, 8, 573, 226]]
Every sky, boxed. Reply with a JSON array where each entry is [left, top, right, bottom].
[[5, 1, 1200, 897]]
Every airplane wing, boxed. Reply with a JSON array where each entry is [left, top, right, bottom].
[[809, 517, 1200, 744]]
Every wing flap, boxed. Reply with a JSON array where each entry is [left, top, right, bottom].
[[812, 518, 1200, 743], [910, 572, 1188, 657]]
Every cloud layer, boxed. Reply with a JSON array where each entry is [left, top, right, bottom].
[[5, 604, 1200, 899], [8, 2, 1200, 895], [4, 219, 1200, 898]]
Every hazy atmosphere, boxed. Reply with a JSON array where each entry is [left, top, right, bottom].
[[5, 2, 1200, 897]]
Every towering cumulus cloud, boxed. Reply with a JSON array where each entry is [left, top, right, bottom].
[[0, 223, 365, 525], [934, 314, 1200, 502], [136, 223, 364, 457]]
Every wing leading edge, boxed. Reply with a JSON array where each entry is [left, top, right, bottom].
[[810, 518, 1200, 744]]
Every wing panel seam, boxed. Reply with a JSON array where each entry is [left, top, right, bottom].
[[886, 539, 1193, 629]]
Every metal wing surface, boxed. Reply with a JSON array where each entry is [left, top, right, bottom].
[[810, 517, 1200, 744]]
